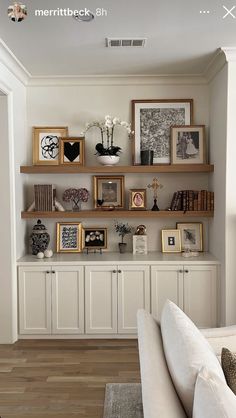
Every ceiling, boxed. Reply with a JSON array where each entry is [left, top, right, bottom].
[[0, 0, 236, 77]]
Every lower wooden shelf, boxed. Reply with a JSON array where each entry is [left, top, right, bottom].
[[21, 210, 214, 219]]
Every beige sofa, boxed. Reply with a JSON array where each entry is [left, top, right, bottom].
[[137, 305, 236, 418]]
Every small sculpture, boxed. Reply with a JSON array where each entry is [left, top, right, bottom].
[[147, 177, 163, 211], [135, 225, 147, 235]]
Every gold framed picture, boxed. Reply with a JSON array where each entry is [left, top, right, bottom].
[[161, 229, 181, 253], [93, 176, 125, 209], [171, 125, 206, 164], [83, 228, 107, 249], [33, 126, 68, 165], [59, 137, 85, 166], [129, 189, 147, 210], [176, 222, 203, 251], [56, 222, 82, 253]]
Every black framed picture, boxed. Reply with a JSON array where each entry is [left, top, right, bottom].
[[83, 228, 107, 249]]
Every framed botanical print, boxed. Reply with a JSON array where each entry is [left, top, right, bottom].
[[132, 99, 193, 165], [59, 137, 85, 166], [176, 222, 203, 251], [161, 229, 181, 253], [171, 126, 206, 164], [83, 228, 107, 249], [129, 189, 147, 210], [94, 176, 125, 208], [33, 127, 68, 165], [56, 222, 82, 253]]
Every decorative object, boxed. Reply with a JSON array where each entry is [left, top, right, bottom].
[[94, 176, 124, 209], [83, 228, 107, 250], [147, 177, 163, 211], [135, 224, 147, 235], [37, 252, 44, 259], [103, 383, 143, 418], [82, 115, 133, 165], [161, 229, 181, 253], [140, 150, 154, 165], [171, 125, 206, 164], [132, 99, 193, 164], [44, 249, 53, 258], [56, 222, 82, 253], [62, 188, 90, 211], [34, 184, 56, 211], [129, 189, 147, 210], [221, 347, 236, 395], [176, 222, 203, 251], [30, 219, 50, 255], [133, 235, 148, 255], [33, 127, 68, 165], [115, 221, 132, 253], [59, 137, 85, 165]]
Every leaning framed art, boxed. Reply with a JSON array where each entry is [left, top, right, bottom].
[[161, 229, 181, 253], [93, 176, 125, 209], [33, 126, 68, 165], [176, 222, 203, 251], [171, 125, 206, 164], [83, 228, 107, 250], [56, 222, 82, 253], [131, 99, 193, 165], [59, 137, 85, 166]]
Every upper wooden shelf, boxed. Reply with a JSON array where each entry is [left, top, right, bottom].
[[20, 164, 214, 174]]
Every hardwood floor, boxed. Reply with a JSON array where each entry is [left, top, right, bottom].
[[0, 339, 140, 418]]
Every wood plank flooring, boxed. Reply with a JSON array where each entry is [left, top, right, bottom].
[[0, 339, 140, 418]]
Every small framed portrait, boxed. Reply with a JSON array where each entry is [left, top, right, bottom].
[[171, 125, 206, 164], [56, 222, 82, 253], [59, 137, 85, 166], [161, 229, 181, 253], [83, 228, 107, 249], [129, 189, 147, 210], [94, 176, 125, 209], [176, 222, 203, 251], [33, 127, 68, 165], [133, 235, 148, 255]]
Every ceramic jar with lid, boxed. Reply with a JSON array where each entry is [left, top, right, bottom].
[[30, 219, 50, 255]]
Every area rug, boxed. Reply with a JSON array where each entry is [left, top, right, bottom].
[[103, 383, 143, 418]]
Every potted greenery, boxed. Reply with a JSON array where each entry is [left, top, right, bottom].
[[115, 221, 132, 253], [82, 115, 133, 166]]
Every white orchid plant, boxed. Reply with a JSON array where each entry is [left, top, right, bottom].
[[82, 115, 134, 156]]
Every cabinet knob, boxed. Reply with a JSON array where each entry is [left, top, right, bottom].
[[52, 271, 56, 274], [112, 270, 117, 273], [46, 271, 50, 274], [118, 270, 122, 273], [184, 269, 189, 273], [178, 269, 183, 273]]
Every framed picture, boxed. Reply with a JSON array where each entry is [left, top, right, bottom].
[[161, 229, 181, 253], [132, 99, 193, 165], [93, 176, 125, 208], [129, 189, 147, 210], [133, 235, 148, 255], [59, 137, 85, 166], [33, 127, 68, 165], [176, 222, 203, 251], [56, 222, 82, 253], [83, 228, 107, 249], [171, 126, 206, 164]]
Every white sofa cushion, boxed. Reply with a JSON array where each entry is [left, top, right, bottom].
[[161, 300, 225, 417], [193, 367, 236, 418]]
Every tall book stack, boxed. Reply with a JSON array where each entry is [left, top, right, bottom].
[[169, 190, 214, 212], [34, 184, 56, 211]]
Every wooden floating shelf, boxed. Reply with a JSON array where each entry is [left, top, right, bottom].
[[20, 164, 214, 174], [21, 210, 214, 219]]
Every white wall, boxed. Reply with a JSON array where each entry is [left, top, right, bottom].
[[26, 79, 210, 252]]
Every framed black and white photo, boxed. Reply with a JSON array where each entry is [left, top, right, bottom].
[[132, 99, 193, 165], [83, 228, 107, 249], [59, 137, 85, 166], [56, 222, 82, 253], [161, 229, 181, 253], [33, 127, 68, 165], [176, 222, 203, 251], [94, 176, 125, 208], [171, 126, 206, 164]]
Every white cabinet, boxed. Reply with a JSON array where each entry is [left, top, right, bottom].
[[85, 264, 150, 334], [18, 266, 84, 335], [151, 264, 217, 328]]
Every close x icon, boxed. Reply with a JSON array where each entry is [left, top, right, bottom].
[[223, 5, 236, 18]]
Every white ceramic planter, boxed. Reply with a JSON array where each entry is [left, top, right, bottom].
[[97, 155, 120, 166]]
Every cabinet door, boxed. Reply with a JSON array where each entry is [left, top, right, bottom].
[[18, 266, 51, 334], [52, 266, 84, 334], [85, 266, 117, 334], [151, 265, 184, 321], [183, 265, 217, 328], [118, 265, 150, 334]]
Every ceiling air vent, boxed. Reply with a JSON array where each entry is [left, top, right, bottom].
[[106, 38, 146, 48]]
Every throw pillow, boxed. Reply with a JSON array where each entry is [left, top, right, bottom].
[[161, 300, 225, 417], [193, 367, 236, 418], [222, 347, 236, 394]]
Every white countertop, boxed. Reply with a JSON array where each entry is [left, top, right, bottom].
[[17, 252, 220, 266]]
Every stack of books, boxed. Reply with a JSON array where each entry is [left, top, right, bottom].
[[169, 190, 214, 211], [34, 184, 56, 211]]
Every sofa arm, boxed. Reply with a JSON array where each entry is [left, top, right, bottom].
[[201, 326, 236, 356]]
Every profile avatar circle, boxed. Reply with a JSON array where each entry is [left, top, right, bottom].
[[8, 2, 27, 22]]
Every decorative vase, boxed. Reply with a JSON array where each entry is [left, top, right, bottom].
[[141, 150, 154, 165], [30, 219, 50, 255], [97, 155, 120, 166], [119, 242, 127, 253]]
